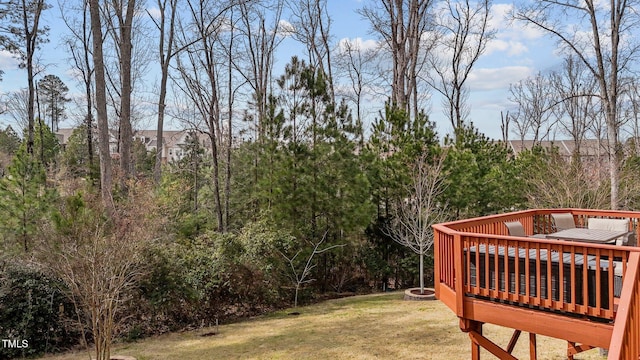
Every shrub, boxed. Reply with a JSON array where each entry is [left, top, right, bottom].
[[0, 263, 79, 359], [132, 221, 293, 334]]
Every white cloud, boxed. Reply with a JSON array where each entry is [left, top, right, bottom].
[[488, 3, 513, 32], [485, 39, 528, 57], [337, 37, 379, 53], [0, 51, 18, 73], [146, 7, 161, 20], [487, 3, 545, 54], [467, 66, 534, 91], [277, 20, 295, 37]]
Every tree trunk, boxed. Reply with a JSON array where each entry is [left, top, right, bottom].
[[225, 28, 233, 232], [153, 0, 177, 185], [21, 0, 45, 156], [208, 129, 223, 232], [419, 252, 424, 294], [118, 0, 136, 185], [89, 0, 114, 212]]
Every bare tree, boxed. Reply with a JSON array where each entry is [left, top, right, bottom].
[[585, 99, 609, 180], [334, 38, 378, 133], [61, 0, 95, 172], [359, 0, 436, 120], [508, 72, 555, 143], [173, 0, 230, 232], [221, 8, 243, 232], [428, 0, 493, 132], [280, 231, 343, 307], [236, 0, 284, 139], [385, 153, 448, 294], [4, 89, 29, 131], [148, 0, 179, 185], [524, 151, 609, 209], [621, 78, 640, 155], [102, 0, 138, 184], [514, 0, 640, 209], [36, 192, 156, 360], [287, 0, 335, 105], [88, 0, 115, 211], [500, 110, 511, 143], [549, 55, 597, 155], [2, 0, 50, 155]]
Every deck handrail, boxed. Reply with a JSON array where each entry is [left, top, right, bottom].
[[608, 252, 640, 359], [440, 230, 629, 319]]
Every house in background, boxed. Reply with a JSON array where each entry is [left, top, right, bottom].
[[54, 128, 76, 150], [56, 128, 210, 163], [506, 139, 608, 162], [132, 129, 210, 163]]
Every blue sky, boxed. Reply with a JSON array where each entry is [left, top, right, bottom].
[[0, 0, 563, 140]]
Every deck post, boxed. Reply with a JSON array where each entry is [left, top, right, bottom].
[[567, 342, 595, 360], [506, 330, 521, 353], [434, 229, 441, 299], [470, 321, 482, 360], [529, 333, 537, 360], [454, 233, 464, 316], [467, 323, 518, 360]]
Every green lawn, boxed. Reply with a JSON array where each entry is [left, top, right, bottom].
[[40, 292, 605, 359]]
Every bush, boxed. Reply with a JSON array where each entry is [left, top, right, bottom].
[[131, 222, 293, 335], [0, 263, 79, 359], [132, 243, 200, 334]]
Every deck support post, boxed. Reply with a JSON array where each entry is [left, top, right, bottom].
[[506, 330, 521, 353], [465, 319, 518, 360], [469, 321, 482, 360], [567, 342, 595, 360], [529, 333, 537, 360]]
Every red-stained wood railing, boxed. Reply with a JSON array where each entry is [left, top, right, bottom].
[[460, 233, 625, 319], [433, 208, 640, 338], [608, 252, 640, 360]]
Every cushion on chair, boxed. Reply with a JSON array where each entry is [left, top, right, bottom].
[[587, 218, 629, 246], [551, 213, 576, 231]]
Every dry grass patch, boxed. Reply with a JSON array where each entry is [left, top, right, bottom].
[[40, 292, 605, 360]]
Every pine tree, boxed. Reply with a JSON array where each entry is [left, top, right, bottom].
[[0, 147, 56, 253], [37, 74, 70, 132]]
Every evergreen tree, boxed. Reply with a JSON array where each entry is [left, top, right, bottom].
[[31, 120, 60, 168], [0, 126, 21, 156], [61, 125, 98, 180], [0, 126, 21, 176], [366, 104, 440, 218], [363, 106, 441, 290], [37, 74, 70, 132], [443, 124, 524, 217], [0, 147, 56, 253], [159, 132, 210, 239]]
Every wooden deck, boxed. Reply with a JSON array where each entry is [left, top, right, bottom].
[[433, 209, 640, 360]]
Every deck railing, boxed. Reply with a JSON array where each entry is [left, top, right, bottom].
[[460, 233, 625, 319], [608, 252, 640, 359], [433, 208, 640, 353]]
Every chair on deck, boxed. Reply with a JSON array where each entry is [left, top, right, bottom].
[[504, 221, 526, 237], [545, 213, 576, 238], [626, 232, 637, 247], [505, 221, 548, 238], [551, 213, 576, 231], [587, 218, 632, 246], [588, 218, 634, 297]]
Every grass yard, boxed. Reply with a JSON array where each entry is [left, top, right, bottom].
[[40, 292, 606, 360]]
